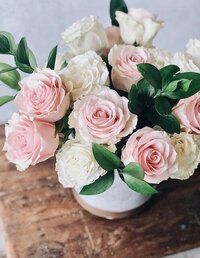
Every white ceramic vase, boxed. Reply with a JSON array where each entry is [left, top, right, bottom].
[[73, 173, 151, 219]]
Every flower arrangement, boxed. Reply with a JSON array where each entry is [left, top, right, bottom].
[[1, 0, 200, 197]]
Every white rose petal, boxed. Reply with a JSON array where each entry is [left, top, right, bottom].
[[55, 51, 74, 71], [170, 132, 200, 180], [116, 8, 163, 47], [148, 48, 173, 69], [165, 52, 200, 72], [59, 50, 109, 101], [186, 38, 200, 65], [61, 15, 109, 55], [56, 140, 106, 188]]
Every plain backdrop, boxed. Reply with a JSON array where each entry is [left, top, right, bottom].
[[0, 0, 200, 123]]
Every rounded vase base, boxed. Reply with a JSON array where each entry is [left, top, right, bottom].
[[72, 189, 151, 220]]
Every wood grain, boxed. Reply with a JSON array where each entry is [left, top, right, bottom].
[[0, 125, 199, 258]]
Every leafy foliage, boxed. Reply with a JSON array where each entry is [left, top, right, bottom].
[[15, 38, 36, 73], [0, 63, 20, 90], [0, 31, 16, 55], [92, 143, 122, 171], [91, 143, 158, 196], [80, 171, 114, 195], [137, 63, 162, 90], [0, 95, 15, 106], [122, 173, 158, 195], [55, 116, 74, 146], [47, 46, 58, 70], [0, 32, 38, 107], [128, 63, 200, 134]]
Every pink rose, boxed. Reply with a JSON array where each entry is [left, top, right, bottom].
[[3, 113, 59, 171], [104, 26, 121, 55], [108, 45, 151, 92], [69, 88, 138, 145], [173, 93, 200, 134], [15, 68, 71, 122], [122, 127, 177, 184]]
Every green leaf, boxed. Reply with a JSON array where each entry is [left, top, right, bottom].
[[163, 79, 180, 93], [137, 63, 162, 90], [28, 48, 37, 68], [173, 72, 200, 81], [110, 0, 128, 26], [47, 46, 58, 70], [155, 96, 171, 116], [157, 114, 180, 134], [128, 84, 142, 114], [163, 79, 200, 99], [0, 95, 15, 107], [80, 171, 114, 195], [0, 31, 16, 54], [122, 162, 144, 180], [16, 38, 30, 65], [92, 143, 122, 171], [15, 38, 33, 73], [0, 63, 20, 90], [160, 65, 180, 87], [128, 80, 156, 115], [123, 173, 158, 195]]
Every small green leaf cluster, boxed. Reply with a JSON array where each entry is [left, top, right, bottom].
[[128, 63, 200, 134], [0, 31, 58, 107], [55, 115, 75, 147], [80, 144, 157, 196]]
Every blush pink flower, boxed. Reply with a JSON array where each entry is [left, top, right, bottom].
[[15, 68, 71, 122], [104, 26, 121, 55], [3, 113, 59, 171], [122, 127, 177, 184], [108, 45, 151, 92], [69, 88, 138, 145], [173, 93, 200, 134]]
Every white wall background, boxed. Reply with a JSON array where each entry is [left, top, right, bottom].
[[0, 0, 200, 124]]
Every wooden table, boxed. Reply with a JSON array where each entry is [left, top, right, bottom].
[[0, 125, 200, 258]]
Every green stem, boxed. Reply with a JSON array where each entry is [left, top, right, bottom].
[[153, 89, 162, 99], [0, 66, 18, 74]]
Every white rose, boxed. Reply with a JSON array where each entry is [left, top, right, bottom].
[[148, 48, 173, 69], [170, 132, 200, 180], [116, 8, 163, 47], [165, 52, 200, 72], [61, 15, 108, 55], [55, 51, 74, 71], [186, 38, 200, 65], [56, 140, 106, 188], [59, 51, 109, 101]]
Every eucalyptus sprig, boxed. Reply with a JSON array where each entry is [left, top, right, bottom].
[[80, 143, 157, 195], [128, 63, 200, 134]]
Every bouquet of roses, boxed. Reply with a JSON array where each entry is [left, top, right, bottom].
[[1, 0, 200, 196]]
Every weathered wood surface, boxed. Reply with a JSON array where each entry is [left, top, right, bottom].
[[0, 125, 199, 258]]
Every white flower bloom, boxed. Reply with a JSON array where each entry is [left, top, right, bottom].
[[170, 132, 200, 180], [165, 52, 200, 72], [55, 51, 74, 71], [186, 38, 200, 65], [148, 48, 173, 69], [59, 51, 109, 101], [56, 140, 106, 188], [61, 15, 108, 55], [116, 8, 163, 47]]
